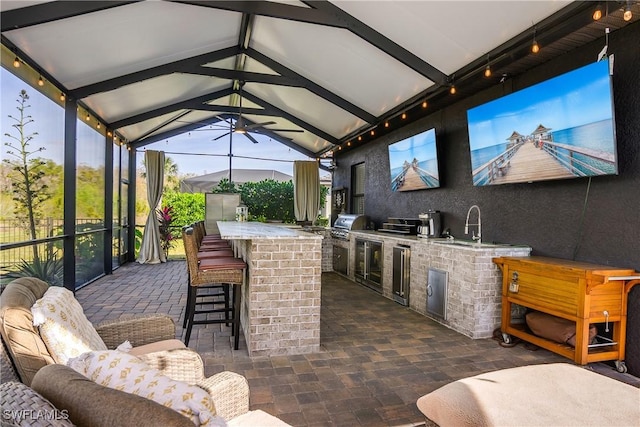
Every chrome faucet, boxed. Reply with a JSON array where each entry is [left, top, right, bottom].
[[464, 205, 482, 243]]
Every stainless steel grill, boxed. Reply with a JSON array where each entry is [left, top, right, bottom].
[[331, 214, 369, 240]]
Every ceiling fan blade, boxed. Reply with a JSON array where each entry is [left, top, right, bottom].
[[263, 128, 305, 133], [245, 121, 276, 130], [245, 133, 260, 144], [213, 132, 231, 141]]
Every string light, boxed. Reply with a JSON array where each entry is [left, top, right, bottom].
[[623, 3, 633, 21], [531, 27, 540, 54], [59, 93, 65, 101], [422, 100, 428, 108], [85, 113, 91, 121], [531, 40, 540, 54], [96, 122, 101, 129], [593, 4, 603, 20], [384, 121, 389, 128], [38, 76, 44, 86], [401, 112, 407, 120], [484, 54, 492, 78], [13, 57, 20, 68], [370, 130, 375, 136], [449, 85, 457, 95], [357, 135, 362, 141]]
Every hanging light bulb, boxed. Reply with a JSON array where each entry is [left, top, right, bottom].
[[59, 93, 66, 101], [85, 113, 91, 121], [384, 121, 389, 128], [531, 39, 540, 54], [401, 112, 407, 120], [96, 122, 101, 129], [13, 57, 20, 68], [593, 5, 603, 21], [623, 3, 632, 21], [483, 55, 492, 78], [357, 135, 362, 141], [370, 130, 375, 136], [37, 76, 44, 86], [422, 100, 428, 108], [450, 85, 457, 95], [531, 28, 540, 54]]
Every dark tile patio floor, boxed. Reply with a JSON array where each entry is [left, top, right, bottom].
[[76, 260, 632, 427]]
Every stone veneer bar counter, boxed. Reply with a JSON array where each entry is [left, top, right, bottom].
[[217, 221, 323, 357]]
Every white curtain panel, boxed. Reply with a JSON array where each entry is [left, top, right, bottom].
[[293, 160, 320, 222], [137, 150, 166, 264]]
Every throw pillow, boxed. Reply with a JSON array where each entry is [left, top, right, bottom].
[[31, 287, 107, 364], [68, 350, 217, 426]]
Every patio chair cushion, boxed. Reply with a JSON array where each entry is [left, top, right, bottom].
[[0, 278, 56, 385], [68, 350, 217, 426], [0, 381, 74, 427], [31, 286, 107, 365], [127, 338, 186, 356], [416, 363, 640, 427], [31, 364, 196, 427]]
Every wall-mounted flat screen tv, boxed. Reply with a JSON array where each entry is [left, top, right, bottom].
[[467, 60, 617, 186], [388, 127, 439, 192]]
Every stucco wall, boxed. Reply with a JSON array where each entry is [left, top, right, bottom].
[[332, 22, 640, 375]]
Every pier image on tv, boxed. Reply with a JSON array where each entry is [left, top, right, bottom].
[[388, 127, 439, 192], [466, 60, 617, 186]]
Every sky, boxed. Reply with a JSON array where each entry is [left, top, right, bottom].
[[467, 60, 614, 151], [388, 128, 437, 170], [138, 127, 312, 177], [1, 67, 313, 177]]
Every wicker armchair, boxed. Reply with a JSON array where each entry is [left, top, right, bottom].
[[0, 277, 250, 421]]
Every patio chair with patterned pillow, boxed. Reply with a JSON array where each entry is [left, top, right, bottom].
[[0, 277, 249, 421]]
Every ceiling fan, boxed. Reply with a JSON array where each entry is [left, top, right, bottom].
[[213, 81, 304, 144]]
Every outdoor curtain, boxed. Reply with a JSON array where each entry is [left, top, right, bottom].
[[137, 150, 166, 264], [293, 160, 320, 222]]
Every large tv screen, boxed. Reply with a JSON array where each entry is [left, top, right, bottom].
[[467, 60, 617, 186], [388, 128, 439, 191]]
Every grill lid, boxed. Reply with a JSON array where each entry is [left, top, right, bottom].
[[333, 214, 369, 230]]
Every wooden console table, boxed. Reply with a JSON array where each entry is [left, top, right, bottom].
[[493, 256, 640, 372]]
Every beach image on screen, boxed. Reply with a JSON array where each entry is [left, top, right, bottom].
[[467, 60, 617, 186], [388, 128, 439, 191]]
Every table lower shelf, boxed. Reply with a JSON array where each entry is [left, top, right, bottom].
[[503, 323, 621, 364]]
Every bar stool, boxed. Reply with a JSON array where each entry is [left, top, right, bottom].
[[195, 221, 222, 243], [182, 227, 230, 330], [182, 227, 245, 349]]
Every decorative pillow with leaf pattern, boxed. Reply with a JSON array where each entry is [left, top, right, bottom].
[[31, 286, 107, 364], [68, 350, 217, 426]]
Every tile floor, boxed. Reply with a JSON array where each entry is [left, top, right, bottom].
[[78, 260, 619, 427]]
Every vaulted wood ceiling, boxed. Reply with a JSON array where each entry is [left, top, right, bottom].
[[2, 1, 637, 167]]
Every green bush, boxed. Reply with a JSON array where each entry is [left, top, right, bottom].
[[161, 178, 329, 226], [239, 179, 296, 222], [161, 192, 205, 226]]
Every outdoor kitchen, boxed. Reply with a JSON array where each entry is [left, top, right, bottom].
[[328, 212, 531, 339]]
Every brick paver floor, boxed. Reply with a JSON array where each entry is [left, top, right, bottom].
[[77, 260, 573, 426]]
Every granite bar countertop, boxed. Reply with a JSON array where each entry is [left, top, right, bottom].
[[217, 221, 323, 240]]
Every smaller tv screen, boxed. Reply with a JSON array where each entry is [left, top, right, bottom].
[[467, 59, 617, 186], [388, 127, 439, 192]]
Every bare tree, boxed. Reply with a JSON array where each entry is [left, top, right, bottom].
[[3, 90, 50, 262]]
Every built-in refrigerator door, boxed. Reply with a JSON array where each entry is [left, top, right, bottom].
[[367, 241, 383, 287], [354, 239, 366, 281], [393, 246, 410, 306]]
